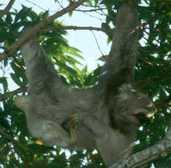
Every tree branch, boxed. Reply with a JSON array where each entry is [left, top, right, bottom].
[[110, 125, 171, 168], [100, 0, 139, 105], [76, 7, 106, 12], [63, 25, 102, 31], [0, 0, 86, 61], [107, 0, 139, 82], [0, 0, 15, 16], [0, 86, 27, 101]]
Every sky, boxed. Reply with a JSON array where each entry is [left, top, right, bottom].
[[0, 1, 150, 90], [1, 0, 110, 70]]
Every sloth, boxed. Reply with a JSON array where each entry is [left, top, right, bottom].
[[15, 1, 153, 166], [15, 38, 153, 166]]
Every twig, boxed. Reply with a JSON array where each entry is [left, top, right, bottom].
[[0, 0, 86, 62], [25, 0, 47, 11], [91, 31, 104, 56], [76, 7, 106, 12], [56, 0, 64, 9], [63, 25, 102, 31], [0, 87, 27, 101]]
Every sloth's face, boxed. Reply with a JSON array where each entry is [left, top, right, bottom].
[[110, 84, 154, 134], [125, 92, 154, 125]]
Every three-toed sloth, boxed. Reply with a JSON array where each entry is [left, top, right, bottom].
[[15, 1, 154, 166], [15, 39, 153, 166]]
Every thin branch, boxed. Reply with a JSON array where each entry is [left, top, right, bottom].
[[0, 87, 27, 101], [4, 0, 15, 12], [56, 0, 64, 9], [25, 0, 47, 11], [0, 0, 86, 62], [0, 0, 15, 16], [91, 31, 104, 56], [63, 25, 102, 31], [82, 12, 103, 21], [76, 7, 106, 12]]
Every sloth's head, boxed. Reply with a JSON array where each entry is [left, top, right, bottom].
[[110, 84, 154, 134]]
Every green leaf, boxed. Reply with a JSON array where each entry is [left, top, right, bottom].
[[0, 77, 8, 92]]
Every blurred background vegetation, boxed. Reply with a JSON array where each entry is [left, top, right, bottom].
[[0, 0, 171, 167]]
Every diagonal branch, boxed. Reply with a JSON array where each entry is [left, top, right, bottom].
[[0, 0, 86, 62], [0, 0, 15, 16], [0, 86, 27, 101], [110, 125, 171, 168]]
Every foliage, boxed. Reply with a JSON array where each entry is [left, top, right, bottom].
[[0, 0, 171, 168]]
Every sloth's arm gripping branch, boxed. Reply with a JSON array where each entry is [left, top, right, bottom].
[[21, 40, 62, 89]]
